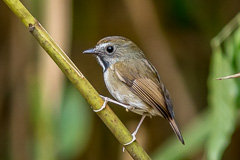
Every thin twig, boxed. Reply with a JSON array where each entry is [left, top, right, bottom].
[[216, 72, 240, 80]]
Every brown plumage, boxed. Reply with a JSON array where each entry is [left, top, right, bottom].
[[83, 36, 184, 145]]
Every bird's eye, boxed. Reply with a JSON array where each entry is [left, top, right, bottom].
[[106, 46, 114, 54]]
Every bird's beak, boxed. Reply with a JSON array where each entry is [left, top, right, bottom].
[[83, 48, 97, 54]]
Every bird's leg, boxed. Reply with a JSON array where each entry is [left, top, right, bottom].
[[93, 95, 133, 113], [123, 114, 147, 152], [99, 95, 134, 111], [96, 95, 146, 152], [131, 114, 147, 138], [124, 114, 146, 145]]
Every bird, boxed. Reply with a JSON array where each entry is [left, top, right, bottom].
[[83, 36, 184, 145]]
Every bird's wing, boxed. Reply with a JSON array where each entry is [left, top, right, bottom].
[[113, 61, 171, 119], [114, 61, 185, 144]]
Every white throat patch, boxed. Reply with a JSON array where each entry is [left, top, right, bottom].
[[96, 56, 105, 71]]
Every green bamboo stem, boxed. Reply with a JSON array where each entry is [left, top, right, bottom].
[[3, 0, 151, 159]]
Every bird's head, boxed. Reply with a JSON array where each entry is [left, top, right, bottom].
[[83, 36, 145, 72]]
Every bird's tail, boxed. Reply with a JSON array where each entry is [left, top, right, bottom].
[[168, 118, 185, 145]]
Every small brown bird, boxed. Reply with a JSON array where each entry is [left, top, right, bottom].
[[83, 36, 184, 145]]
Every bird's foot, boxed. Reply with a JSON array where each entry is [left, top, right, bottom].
[[122, 132, 137, 152], [93, 95, 109, 112]]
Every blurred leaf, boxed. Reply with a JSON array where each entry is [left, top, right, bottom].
[[58, 83, 93, 159], [207, 47, 238, 160], [206, 13, 240, 160], [29, 77, 57, 160], [234, 28, 240, 72]]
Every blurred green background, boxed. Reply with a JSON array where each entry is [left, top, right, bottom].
[[0, 0, 240, 159]]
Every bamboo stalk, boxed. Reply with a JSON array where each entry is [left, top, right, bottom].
[[3, 0, 151, 159]]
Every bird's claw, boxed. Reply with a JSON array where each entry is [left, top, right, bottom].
[[122, 133, 136, 152], [93, 95, 108, 112]]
